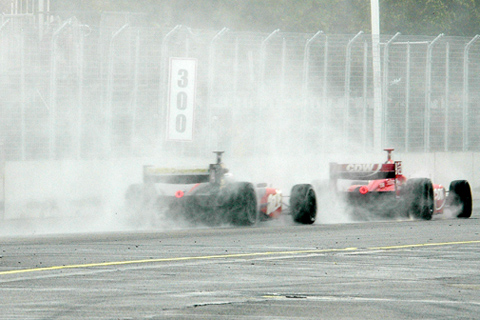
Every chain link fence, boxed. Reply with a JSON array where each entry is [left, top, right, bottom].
[[1, 14, 480, 162]]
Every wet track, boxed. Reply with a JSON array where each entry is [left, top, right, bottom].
[[1, 208, 480, 319]]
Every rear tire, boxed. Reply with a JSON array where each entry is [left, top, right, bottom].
[[448, 180, 472, 219], [405, 178, 434, 220], [290, 184, 317, 224], [229, 182, 259, 226]]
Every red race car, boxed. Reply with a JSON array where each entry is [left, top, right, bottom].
[[290, 149, 472, 222], [125, 151, 288, 227]]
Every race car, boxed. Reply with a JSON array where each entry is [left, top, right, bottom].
[[290, 148, 473, 221], [124, 151, 285, 226]]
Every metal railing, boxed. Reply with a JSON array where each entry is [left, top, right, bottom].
[[1, 16, 480, 161]]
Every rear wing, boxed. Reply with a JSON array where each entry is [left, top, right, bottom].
[[330, 161, 402, 181], [143, 166, 210, 184]]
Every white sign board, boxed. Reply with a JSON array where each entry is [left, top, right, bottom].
[[166, 58, 197, 141]]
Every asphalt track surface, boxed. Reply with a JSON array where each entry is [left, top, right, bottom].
[[1, 208, 480, 319]]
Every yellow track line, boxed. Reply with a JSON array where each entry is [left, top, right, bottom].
[[0, 248, 358, 275], [0, 240, 479, 276], [368, 240, 480, 250]]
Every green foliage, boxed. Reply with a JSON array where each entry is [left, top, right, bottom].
[[381, 0, 480, 36], [45, 0, 480, 36]]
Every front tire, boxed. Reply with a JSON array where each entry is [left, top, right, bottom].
[[448, 180, 472, 219], [290, 184, 317, 224]]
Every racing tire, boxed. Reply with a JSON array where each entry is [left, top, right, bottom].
[[229, 182, 259, 226], [290, 184, 317, 224], [447, 180, 472, 219], [404, 178, 434, 220]]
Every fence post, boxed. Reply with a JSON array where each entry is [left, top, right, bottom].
[[207, 27, 229, 151], [49, 20, 69, 156], [233, 38, 239, 101], [49, 19, 71, 159], [76, 24, 85, 159], [362, 40, 368, 151], [159, 25, 182, 148], [20, 30, 26, 160], [302, 30, 323, 152], [405, 42, 411, 152], [444, 42, 450, 152], [372, 33, 382, 151], [260, 29, 280, 96], [258, 29, 280, 154], [344, 31, 363, 147], [382, 32, 400, 148], [280, 38, 287, 100], [322, 36, 329, 151], [424, 33, 444, 152], [462, 34, 480, 151], [302, 31, 323, 105], [129, 30, 141, 156], [106, 23, 129, 157]]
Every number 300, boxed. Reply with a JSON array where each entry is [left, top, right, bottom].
[[176, 69, 188, 132]]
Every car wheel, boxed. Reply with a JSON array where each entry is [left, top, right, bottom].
[[405, 178, 434, 220], [448, 180, 472, 219], [229, 182, 258, 226], [290, 184, 317, 224]]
